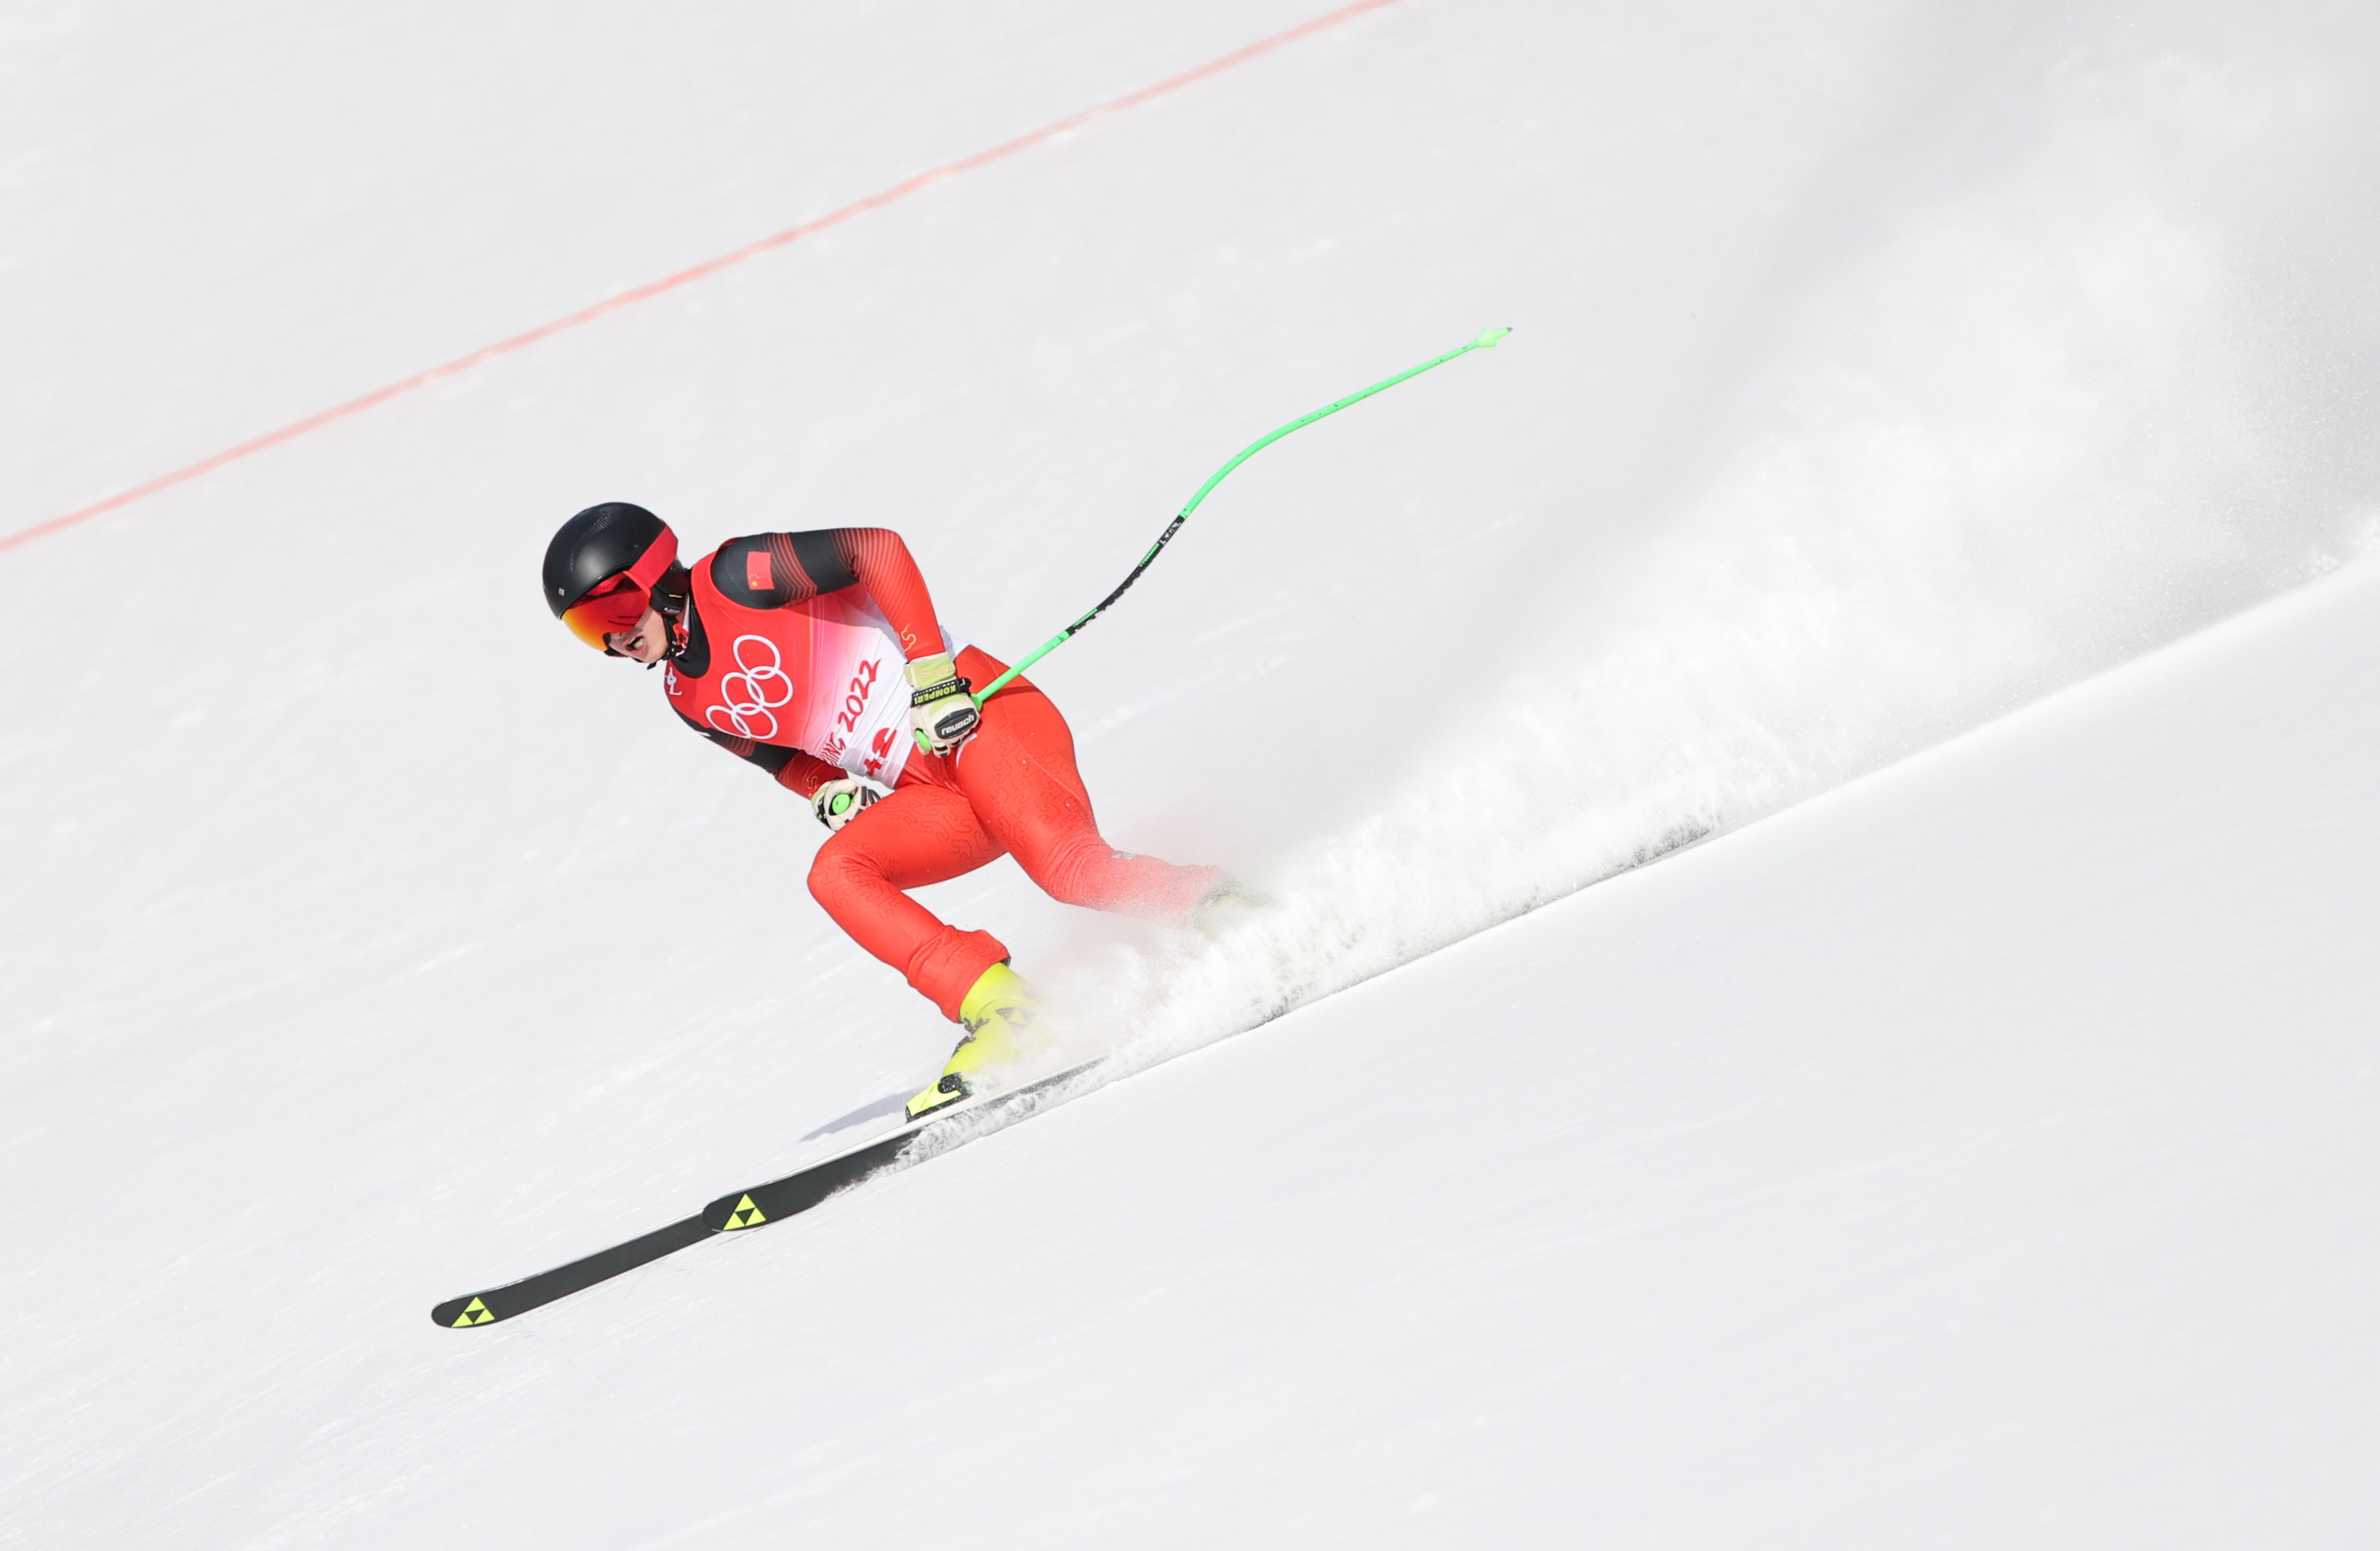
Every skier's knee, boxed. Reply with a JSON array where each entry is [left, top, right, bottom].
[[1022, 834, 1123, 910], [807, 843, 876, 916]]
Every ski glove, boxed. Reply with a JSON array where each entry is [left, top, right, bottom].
[[812, 777, 881, 832], [905, 652, 981, 755]]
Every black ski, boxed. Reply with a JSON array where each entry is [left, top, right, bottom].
[[430, 1060, 1101, 1327], [432, 1215, 711, 1327], [698, 1060, 1099, 1233]]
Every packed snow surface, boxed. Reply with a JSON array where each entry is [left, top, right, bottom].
[[3, 0, 2377, 1543]]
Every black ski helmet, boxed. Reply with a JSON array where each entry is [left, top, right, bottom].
[[543, 501, 678, 619]]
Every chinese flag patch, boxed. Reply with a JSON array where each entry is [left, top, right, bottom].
[[745, 549, 773, 592]]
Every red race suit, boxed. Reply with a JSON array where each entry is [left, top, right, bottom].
[[665, 528, 1223, 1019]]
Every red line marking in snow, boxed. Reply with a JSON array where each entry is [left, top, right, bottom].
[[3, 0, 1398, 556]]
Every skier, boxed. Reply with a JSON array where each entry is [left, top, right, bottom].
[[542, 502, 1227, 1118]]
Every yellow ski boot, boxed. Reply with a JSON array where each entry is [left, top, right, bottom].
[[905, 963, 1044, 1120]]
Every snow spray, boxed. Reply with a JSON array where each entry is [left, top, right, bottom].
[[1053, 4, 2380, 1078]]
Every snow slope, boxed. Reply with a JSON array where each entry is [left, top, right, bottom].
[[371, 529, 2379, 1548], [4, 0, 2378, 1542]]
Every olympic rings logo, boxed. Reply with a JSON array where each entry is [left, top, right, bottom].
[[706, 634, 796, 740]]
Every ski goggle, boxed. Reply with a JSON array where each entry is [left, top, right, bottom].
[[560, 574, 651, 651]]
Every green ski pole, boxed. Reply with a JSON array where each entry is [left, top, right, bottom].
[[971, 325, 1513, 706]]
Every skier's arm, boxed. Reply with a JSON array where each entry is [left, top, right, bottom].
[[675, 710, 844, 798], [710, 528, 945, 659]]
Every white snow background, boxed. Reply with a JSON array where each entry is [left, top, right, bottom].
[[3, 0, 2376, 1543]]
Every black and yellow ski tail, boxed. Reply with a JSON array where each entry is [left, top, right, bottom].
[[429, 1215, 711, 1327], [432, 1060, 1101, 1328]]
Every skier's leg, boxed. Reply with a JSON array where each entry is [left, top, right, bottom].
[[806, 781, 1010, 1021], [810, 778, 1052, 1117], [949, 647, 1226, 920], [867, 649, 1226, 1120]]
